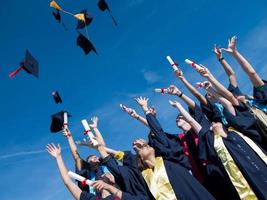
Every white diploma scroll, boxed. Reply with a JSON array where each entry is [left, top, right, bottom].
[[68, 171, 92, 186], [155, 88, 168, 94], [184, 59, 203, 70], [63, 112, 68, 128], [81, 119, 98, 146], [166, 56, 178, 71]]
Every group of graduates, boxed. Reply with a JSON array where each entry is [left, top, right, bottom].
[[46, 36, 267, 200]]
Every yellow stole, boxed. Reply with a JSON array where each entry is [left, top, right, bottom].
[[142, 157, 177, 200], [213, 133, 257, 200], [250, 106, 267, 138]]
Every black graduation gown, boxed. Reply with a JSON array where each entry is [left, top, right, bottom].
[[146, 113, 216, 200], [102, 152, 154, 200], [253, 79, 267, 105], [80, 191, 117, 200], [190, 106, 241, 200], [223, 102, 267, 151], [199, 128, 267, 200]]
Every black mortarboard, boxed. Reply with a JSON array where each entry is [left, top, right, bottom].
[[52, 9, 61, 23], [52, 91, 63, 104], [50, 111, 70, 133], [9, 50, 39, 78], [97, 0, 110, 11], [76, 32, 98, 55], [228, 84, 243, 97], [97, 0, 118, 26], [76, 9, 93, 29]]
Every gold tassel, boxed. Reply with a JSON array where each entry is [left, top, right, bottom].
[[50, 0, 62, 10], [74, 13, 85, 21]]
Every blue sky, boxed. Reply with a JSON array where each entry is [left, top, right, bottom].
[[1, 0, 267, 199]]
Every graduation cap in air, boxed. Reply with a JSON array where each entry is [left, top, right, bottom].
[[50, 111, 70, 133], [75, 9, 93, 29], [76, 32, 98, 55], [97, 0, 118, 26], [52, 91, 63, 104], [52, 9, 68, 31], [9, 50, 39, 78]]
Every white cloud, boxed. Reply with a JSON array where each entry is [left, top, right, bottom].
[[142, 70, 161, 83]]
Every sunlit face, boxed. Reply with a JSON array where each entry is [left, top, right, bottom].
[[176, 115, 191, 131], [132, 139, 154, 159]]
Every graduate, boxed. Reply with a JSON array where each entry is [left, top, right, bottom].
[[195, 82, 267, 199], [79, 118, 154, 200], [172, 67, 227, 126], [221, 36, 267, 108], [196, 64, 267, 150], [213, 39, 267, 135], [62, 117, 109, 193], [120, 98, 206, 184], [46, 143, 122, 200], [133, 96, 216, 200]]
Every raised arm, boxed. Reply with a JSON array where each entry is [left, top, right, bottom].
[[169, 100, 202, 134], [167, 84, 196, 109], [197, 65, 239, 106], [46, 143, 82, 200], [62, 128, 83, 170], [120, 105, 149, 127], [213, 45, 238, 87], [89, 116, 106, 146], [201, 81, 236, 116], [222, 36, 264, 87], [174, 69, 207, 105]]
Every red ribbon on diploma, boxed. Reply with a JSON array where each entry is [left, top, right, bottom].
[[84, 130, 89, 135], [80, 178, 87, 187], [161, 88, 165, 95]]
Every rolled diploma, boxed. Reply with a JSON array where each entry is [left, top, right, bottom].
[[63, 112, 68, 128], [155, 88, 168, 93], [185, 59, 203, 70], [68, 171, 92, 186], [166, 56, 178, 71], [81, 119, 98, 146]]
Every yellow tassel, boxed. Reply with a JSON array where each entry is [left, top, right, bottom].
[[50, 0, 61, 10], [74, 13, 85, 21]]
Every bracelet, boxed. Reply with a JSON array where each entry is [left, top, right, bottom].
[[218, 57, 224, 62], [178, 92, 183, 98], [136, 115, 140, 120]]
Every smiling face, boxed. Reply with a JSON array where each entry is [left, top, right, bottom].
[[132, 139, 155, 160]]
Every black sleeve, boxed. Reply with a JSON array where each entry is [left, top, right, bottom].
[[80, 191, 96, 200], [253, 79, 267, 104], [146, 113, 170, 146], [189, 104, 211, 133], [102, 155, 122, 180], [122, 151, 138, 168], [146, 113, 190, 168]]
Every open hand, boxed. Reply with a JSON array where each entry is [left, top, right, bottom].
[[46, 143, 61, 159]]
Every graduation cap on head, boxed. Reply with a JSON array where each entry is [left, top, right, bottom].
[[9, 50, 39, 78], [75, 9, 93, 29], [76, 32, 98, 55], [52, 91, 63, 104], [97, 0, 118, 26], [50, 111, 70, 133]]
